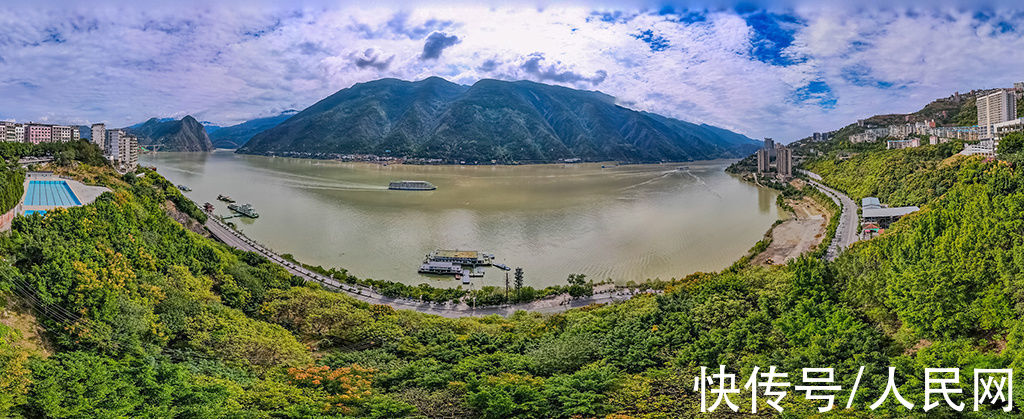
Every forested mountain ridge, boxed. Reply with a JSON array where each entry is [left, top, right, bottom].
[[237, 77, 762, 163]]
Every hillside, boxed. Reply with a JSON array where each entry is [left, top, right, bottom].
[[209, 110, 298, 149], [126, 115, 214, 152], [1, 133, 1023, 416], [238, 77, 761, 163]]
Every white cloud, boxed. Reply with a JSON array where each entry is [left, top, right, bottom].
[[0, 3, 1022, 142]]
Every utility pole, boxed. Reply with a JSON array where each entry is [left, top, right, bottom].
[[505, 272, 509, 303]]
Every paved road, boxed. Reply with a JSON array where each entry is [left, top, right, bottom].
[[204, 217, 647, 318], [802, 172, 860, 260]]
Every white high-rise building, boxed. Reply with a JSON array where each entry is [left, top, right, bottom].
[[91, 123, 106, 150], [977, 90, 1017, 138], [105, 129, 124, 158], [104, 129, 139, 171]]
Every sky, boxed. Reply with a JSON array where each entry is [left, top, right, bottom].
[[1, 1, 1023, 142]]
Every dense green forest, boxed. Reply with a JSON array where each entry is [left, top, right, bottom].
[[1, 134, 1024, 416]]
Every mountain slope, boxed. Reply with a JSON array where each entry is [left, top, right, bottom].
[[208, 110, 298, 149], [238, 77, 760, 162], [127, 115, 214, 152]]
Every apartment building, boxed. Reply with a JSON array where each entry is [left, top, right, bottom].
[[24, 124, 52, 144], [776, 146, 792, 178], [91, 123, 106, 150], [977, 90, 1017, 139], [52, 125, 74, 142], [105, 129, 139, 171], [756, 148, 770, 173]]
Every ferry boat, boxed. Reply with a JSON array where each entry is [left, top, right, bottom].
[[217, 194, 235, 203], [228, 203, 259, 218], [177, 184, 191, 192], [493, 263, 511, 271], [389, 180, 437, 191], [419, 261, 463, 275]]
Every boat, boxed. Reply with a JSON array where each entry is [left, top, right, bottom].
[[493, 263, 511, 271], [389, 180, 437, 191], [228, 203, 259, 218], [217, 194, 235, 203], [418, 261, 462, 275], [177, 184, 191, 192], [426, 249, 492, 266], [468, 269, 485, 278]]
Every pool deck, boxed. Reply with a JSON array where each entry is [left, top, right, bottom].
[[20, 175, 110, 215]]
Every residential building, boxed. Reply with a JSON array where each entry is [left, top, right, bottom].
[[960, 139, 997, 158], [24, 124, 52, 144], [756, 148, 770, 173], [886, 138, 920, 149], [763, 138, 775, 159], [105, 129, 139, 172], [105, 129, 125, 159], [977, 90, 1017, 138], [10, 124, 24, 142], [91, 123, 106, 150], [52, 125, 74, 142], [776, 146, 792, 178], [992, 118, 1024, 139]]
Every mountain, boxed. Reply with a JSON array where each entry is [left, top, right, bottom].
[[128, 117, 174, 130], [238, 77, 761, 163], [126, 115, 214, 152], [209, 110, 298, 149]]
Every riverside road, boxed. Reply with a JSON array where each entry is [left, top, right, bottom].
[[800, 170, 860, 260]]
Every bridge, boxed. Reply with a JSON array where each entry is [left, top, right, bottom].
[[203, 216, 646, 318]]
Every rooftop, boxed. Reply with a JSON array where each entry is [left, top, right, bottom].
[[862, 197, 881, 209], [432, 250, 480, 259], [863, 206, 919, 219]]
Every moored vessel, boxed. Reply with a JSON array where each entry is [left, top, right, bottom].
[[228, 203, 259, 218], [389, 180, 436, 191]]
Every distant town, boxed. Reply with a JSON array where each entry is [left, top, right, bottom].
[[0, 121, 140, 172]]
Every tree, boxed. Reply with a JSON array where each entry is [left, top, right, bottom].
[[566, 273, 592, 298], [514, 268, 524, 302]]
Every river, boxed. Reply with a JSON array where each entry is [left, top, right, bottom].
[[142, 151, 781, 288]]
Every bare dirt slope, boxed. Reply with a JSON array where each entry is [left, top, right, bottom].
[[753, 196, 830, 266]]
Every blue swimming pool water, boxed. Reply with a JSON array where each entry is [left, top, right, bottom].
[[24, 210, 47, 216], [24, 180, 81, 206]]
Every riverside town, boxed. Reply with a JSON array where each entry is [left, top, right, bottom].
[[1, 1, 1024, 417]]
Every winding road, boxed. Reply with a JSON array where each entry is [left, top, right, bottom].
[[204, 216, 648, 318], [799, 169, 860, 260]]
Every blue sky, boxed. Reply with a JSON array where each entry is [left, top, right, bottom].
[[1, 1, 1023, 142]]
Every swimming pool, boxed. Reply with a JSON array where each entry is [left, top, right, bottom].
[[24, 180, 81, 207], [23, 210, 47, 216]]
